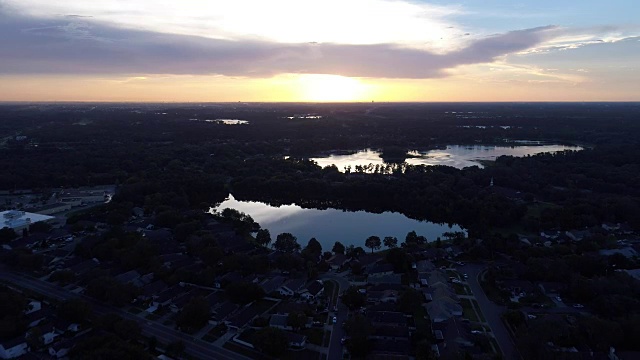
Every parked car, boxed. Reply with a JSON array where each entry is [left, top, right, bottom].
[[332, 316, 337, 324]]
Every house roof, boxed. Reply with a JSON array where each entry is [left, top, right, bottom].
[[368, 274, 402, 285], [281, 278, 306, 292], [415, 260, 436, 272], [370, 338, 410, 356], [144, 229, 173, 242], [269, 314, 288, 328], [0, 336, 26, 349], [373, 324, 410, 338], [328, 253, 348, 266], [367, 311, 406, 326], [213, 301, 238, 320], [426, 300, 463, 322], [369, 263, 394, 275], [284, 331, 307, 345], [114, 270, 141, 284], [304, 280, 324, 296], [260, 276, 287, 294], [142, 280, 168, 296]]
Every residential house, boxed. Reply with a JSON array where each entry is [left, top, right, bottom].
[[300, 280, 324, 300], [39, 323, 59, 345], [259, 276, 286, 295], [114, 270, 141, 285], [370, 338, 411, 357], [367, 289, 399, 304], [24, 300, 41, 315], [269, 314, 312, 331], [367, 311, 407, 327], [48, 340, 71, 359], [0, 337, 27, 359], [278, 278, 306, 297], [371, 324, 410, 340], [212, 302, 239, 322], [368, 263, 394, 277], [426, 299, 463, 323], [327, 254, 349, 270], [368, 274, 402, 285], [566, 230, 592, 242], [284, 332, 307, 348]]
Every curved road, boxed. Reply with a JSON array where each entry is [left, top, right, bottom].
[[321, 272, 351, 360], [458, 263, 520, 360]]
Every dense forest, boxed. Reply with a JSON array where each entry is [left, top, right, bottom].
[[2, 102, 639, 236]]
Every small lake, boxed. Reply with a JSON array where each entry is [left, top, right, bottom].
[[311, 144, 582, 170], [189, 118, 249, 125], [212, 195, 463, 251]]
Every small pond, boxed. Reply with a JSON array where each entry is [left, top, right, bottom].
[[212, 195, 463, 250]]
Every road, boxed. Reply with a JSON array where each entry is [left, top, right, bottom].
[[459, 263, 521, 360], [321, 272, 351, 360], [0, 269, 247, 360]]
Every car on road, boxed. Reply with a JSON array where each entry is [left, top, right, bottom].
[[556, 296, 563, 302], [332, 316, 337, 324], [471, 330, 482, 334], [573, 303, 584, 308], [463, 273, 469, 279]]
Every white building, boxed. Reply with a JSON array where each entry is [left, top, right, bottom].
[[0, 210, 54, 232]]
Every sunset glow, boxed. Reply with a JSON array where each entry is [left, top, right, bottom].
[[0, 0, 638, 101]]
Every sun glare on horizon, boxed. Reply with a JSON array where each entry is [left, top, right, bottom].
[[298, 74, 371, 102]]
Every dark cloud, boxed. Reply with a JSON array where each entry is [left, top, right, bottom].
[[0, 10, 557, 78]]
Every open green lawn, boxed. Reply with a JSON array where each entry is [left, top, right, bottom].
[[303, 328, 325, 346], [461, 298, 479, 322], [324, 280, 337, 304], [452, 283, 468, 295], [471, 299, 486, 322]]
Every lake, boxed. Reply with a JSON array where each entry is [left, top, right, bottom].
[[311, 144, 582, 170], [211, 195, 463, 251]]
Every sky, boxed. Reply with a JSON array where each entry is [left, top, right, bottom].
[[0, 0, 638, 102]]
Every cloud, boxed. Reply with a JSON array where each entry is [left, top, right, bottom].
[[0, 0, 463, 48], [0, 9, 560, 79]]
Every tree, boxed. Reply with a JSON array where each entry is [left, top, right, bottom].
[[26, 326, 43, 351], [344, 314, 373, 358], [305, 238, 322, 255], [346, 245, 365, 259], [287, 311, 308, 331], [332, 241, 345, 254], [226, 282, 265, 304], [29, 221, 52, 233], [405, 231, 418, 244], [383, 236, 398, 249], [252, 327, 289, 357], [365, 236, 382, 253], [148, 336, 157, 352], [255, 229, 271, 247], [176, 296, 210, 332], [166, 340, 186, 358], [341, 286, 366, 310], [273, 232, 301, 253], [57, 299, 92, 323], [386, 247, 411, 273], [0, 227, 18, 243]]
